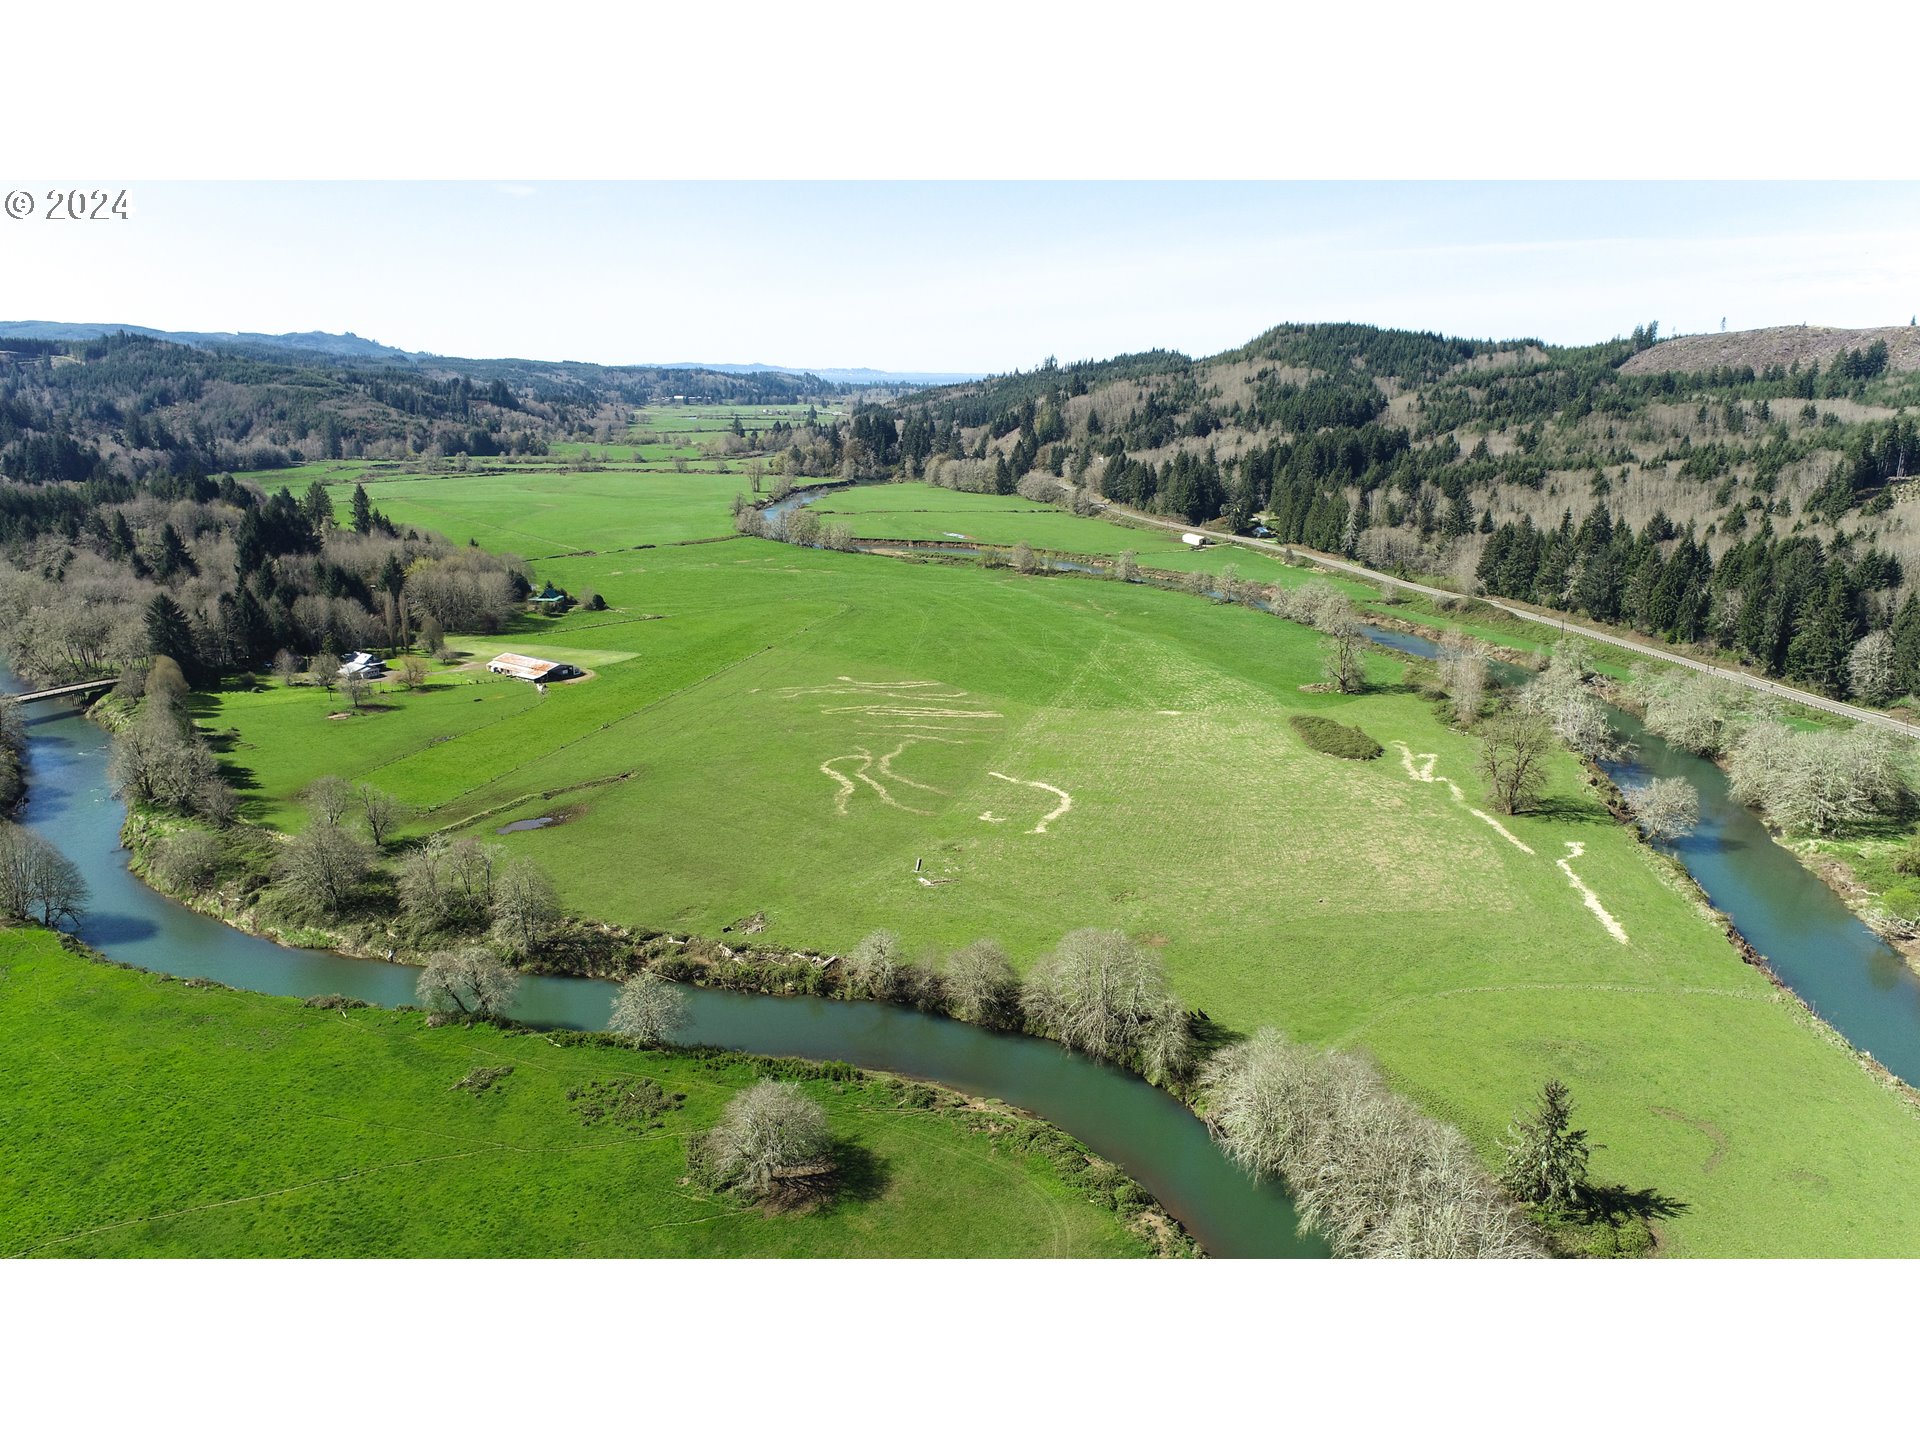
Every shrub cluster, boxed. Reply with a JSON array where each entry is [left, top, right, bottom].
[[1288, 714, 1383, 760], [1200, 1028, 1545, 1258]]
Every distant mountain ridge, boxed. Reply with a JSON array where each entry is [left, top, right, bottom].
[[0, 321, 417, 362], [0, 322, 978, 387], [655, 361, 985, 386]]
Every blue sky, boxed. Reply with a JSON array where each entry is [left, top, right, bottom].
[[8, 182, 1918, 373]]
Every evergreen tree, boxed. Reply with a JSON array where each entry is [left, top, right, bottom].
[[156, 523, 196, 581], [350, 483, 374, 534], [1891, 592, 1920, 696], [1500, 1078, 1590, 1214], [377, 552, 407, 601], [144, 594, 200, 680], [108, 511, 137, 560], [302, 480, 333, 531]]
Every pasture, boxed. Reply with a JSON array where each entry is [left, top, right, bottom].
[[808, 482, 1336, 584], [0, 927, 1148, 1259], [324, 466, 748, 557], [200, 530, 1920, 1256], [631, 402, 839, 439]]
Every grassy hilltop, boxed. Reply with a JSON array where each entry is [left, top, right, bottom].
[[187, 473, 1920, 1257]]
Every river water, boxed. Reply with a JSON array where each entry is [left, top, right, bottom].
[[3, 666, 1324, 1258]]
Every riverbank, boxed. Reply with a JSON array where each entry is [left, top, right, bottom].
[[1598, 682, 1920, 985], [7, 679, 1322, 1257], [1787, 839, 1920, 980], [1580, 753, 1920, 1108], [0, 696, 23, 815], [0, 922, 1176, 1258]]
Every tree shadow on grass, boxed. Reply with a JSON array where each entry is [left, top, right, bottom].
[[1524, 794, 1615, 826], [1187, 1010, 1250, 1062], [828, 1139, 891, 1206], [767, 1140, 891, 1215], [1577, 1182, 1688, 1226]]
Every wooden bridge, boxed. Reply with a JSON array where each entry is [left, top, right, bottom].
[[6, 677, 116, 705]]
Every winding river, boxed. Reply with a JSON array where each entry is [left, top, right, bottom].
[[3, 666, 1324, 1258], [12, 594, 1920, 1258]]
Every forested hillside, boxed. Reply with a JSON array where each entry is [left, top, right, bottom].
[[871, 320, 1920, 700], [0, 332, 846, 693], [0, 331, 832, 478]]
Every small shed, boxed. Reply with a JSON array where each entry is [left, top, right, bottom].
[[1180, 532, 1206, 548], [531, 584, 570, 608], [488, 653, 583, 683]]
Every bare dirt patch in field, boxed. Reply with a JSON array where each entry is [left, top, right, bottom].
[[1557, 841, 1629, 945], [987, 772, 1074, 834]]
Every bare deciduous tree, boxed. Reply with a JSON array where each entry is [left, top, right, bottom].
[[194, 776, 241, 827], [0, 822, 90, 930], [356, 783, 405, 847], [277, 817, 374, 916], [1519, 658, 1623, 761], [1114, 550, 1140, 584], [1022, 928, 1192, 1082], [1437, 636, 1488, 725], [447, 836, 501, 917], [1849, 630, 1897, 707], [341, 670, 371, 712], [608, 970, 690, 1047], [692, 1079, 832, 1202], [151, 828, 221, 894], [398, 834, 456, 931], [1638, 668, 1744, 758], [489, 855, 561, 958], [272, 649, 300, 687], [304, 774, 354, 827], [943, 939, 1022, 1029], [1624, 776, 1701, 841], [1320, 620, 1366, 695], [1726, 720, 1912, 836], [1477, 711, 1555, 815], [107, 703, 219, 813], [844, 929, 905, 1002], [1011, 540, 1038, 575], [1200, 1027, 1544, 1258], [415, 946, 520, 1022], [396, 656, 430, 690], [313, 650, 341, 700]]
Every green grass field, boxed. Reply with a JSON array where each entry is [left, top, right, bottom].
[[632, 403, 839, 438], [810, 482, 1352, 585], [200, 517, 1920, 1255], [0, 927, 1148, 1258], [324, 467, 748, 557]]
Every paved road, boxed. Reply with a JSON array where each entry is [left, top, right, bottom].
[[1103, 502, 1920, 741]]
